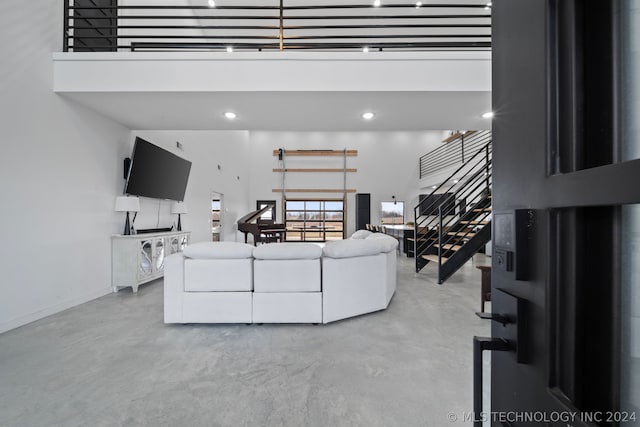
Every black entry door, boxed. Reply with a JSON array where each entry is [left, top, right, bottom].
[[489, 0, 640, 425]]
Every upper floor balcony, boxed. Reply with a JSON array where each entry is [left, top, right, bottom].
[[54, 1, 493, 131]]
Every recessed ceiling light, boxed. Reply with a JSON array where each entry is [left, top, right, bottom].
[[362, 112, 375, 120], [373, 0, 382, 7], [363, 46, 369, 53], [415, 1, 423, 7], [208, 0, 216, 7], [453, 179, 459, 184], [226, 46, 233, 53], [224, 112, 237, 119], [432, 185, 437, 189], [482, 111, 494, 119]]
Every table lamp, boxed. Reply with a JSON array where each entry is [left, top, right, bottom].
[[115, 196, 140, 235], [171, 201, 188, 231]]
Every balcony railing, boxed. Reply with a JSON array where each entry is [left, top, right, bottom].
[[419, 130, 491, 179], [63, 1, 492, 52]]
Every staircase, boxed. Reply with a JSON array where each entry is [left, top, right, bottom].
[[413, 133, 492, 284]]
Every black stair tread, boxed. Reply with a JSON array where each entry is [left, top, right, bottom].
[[460, 220, 489, 225], [434, 244, 462, 251], [447, 231, 476, 237], [422, 254, 449, 263]]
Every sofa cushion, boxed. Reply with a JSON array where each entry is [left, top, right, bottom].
[[183, 242, 254, 259], [322, 238, 393, 259], [350, 230, 373, 239], [253, 242, 322, 260]]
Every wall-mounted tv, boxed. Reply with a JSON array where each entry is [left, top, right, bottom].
[[419, 192, 456, 216], [124, 137, 192, 201]]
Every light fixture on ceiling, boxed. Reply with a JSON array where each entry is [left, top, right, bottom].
[[482, 111, 494, 119], [362, 112, 375, 120], [363, 46, 369, 53], [453, 179, 459, 184], [224, 112, 237, 120], [432, 185, 437, 189], [373, 0, 382, 7], [415, 1, 423, 8], [208, 0, 216, 7], [226, 46, 233, 53]]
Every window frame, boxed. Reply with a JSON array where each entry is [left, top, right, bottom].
[[284, 198, 345, 242]]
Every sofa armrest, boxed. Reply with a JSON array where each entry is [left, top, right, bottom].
[[164, 253, 185, 323]]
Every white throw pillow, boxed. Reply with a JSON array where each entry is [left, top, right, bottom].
[[253, 243, 322, 260], [350, 230, 373, 239], [183, 242, 254, 259]]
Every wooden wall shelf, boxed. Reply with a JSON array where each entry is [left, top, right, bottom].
[[272, 168, 357, 173], [273, 149, 358, 157], [272, 189, 357, 193]]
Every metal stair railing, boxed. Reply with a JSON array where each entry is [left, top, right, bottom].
[[418, 166, 492, 271], [419, 130, 491, 178], [413, 139, 492, 273]]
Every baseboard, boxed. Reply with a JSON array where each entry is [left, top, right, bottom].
[[0, 287, 112, 335]]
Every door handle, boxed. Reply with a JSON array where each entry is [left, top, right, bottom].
[[473, 336, 511, 427], [476, 311, 511, 326]]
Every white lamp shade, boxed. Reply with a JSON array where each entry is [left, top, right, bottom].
[[115, 196, 140, 212], [171, 201, 188, 214]]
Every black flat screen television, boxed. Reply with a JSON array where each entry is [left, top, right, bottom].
[[419, 192, 456, 216], [124, 137, 192, 201]]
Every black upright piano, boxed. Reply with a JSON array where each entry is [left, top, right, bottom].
[[237, 206, 286, 246]]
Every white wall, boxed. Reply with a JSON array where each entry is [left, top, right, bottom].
[[53, 51, 492, 93], [0, 0, 130, 333], [247, 131, 447, 236], [125, 130, 445, 244], [129, 131, 251, 244]]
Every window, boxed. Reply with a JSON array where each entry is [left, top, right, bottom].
[[256, 200, 276, 221], [380, 201, 404, 225], [211, 199, 221, 241], [285, 199, 344, 242]]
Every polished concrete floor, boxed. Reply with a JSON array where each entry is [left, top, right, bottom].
[[0, 255, 490, 427]]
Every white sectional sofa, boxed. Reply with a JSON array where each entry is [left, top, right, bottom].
[[163, 232, 398, 324], [252, 243, 323, 323], [321, 234, 397, 324], [164, 242, 254, 324]]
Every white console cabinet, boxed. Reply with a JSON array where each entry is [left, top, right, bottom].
[[112, 231, 190, 293]]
